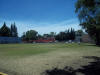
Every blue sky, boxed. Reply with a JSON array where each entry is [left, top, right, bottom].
[[0, 0, 81, 36]]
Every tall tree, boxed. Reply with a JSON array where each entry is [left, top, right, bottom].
[[0, 28, 1, 36], [21, 32, 26, 40], [11, 24, 14, 36], [0, 22, 11, 37], [14, 22, 18, 37], [49, 32, 56, 37], [70, 28, 76, 41], [55, 32, 66, 41], [76, 30, 84, 36], [75, 0, 100, 45], [10, 23, 18, 37], [55, 28, 76, 41]]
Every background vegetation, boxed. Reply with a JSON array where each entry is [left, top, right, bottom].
[[75, 0, 100, 45]]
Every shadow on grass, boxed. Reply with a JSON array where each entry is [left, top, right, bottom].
[[77, 56, 100, 75], [82, 43, 100, 47], [44, 67, 76, 75], [44, 56, 100, 75]]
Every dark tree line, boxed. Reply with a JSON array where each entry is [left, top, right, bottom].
[[0, 22, 18, 37], [22, 31, 56, 41], [21, 28, 83, 42], [55, 28, 76, 41], [22, 28, 76, 41]]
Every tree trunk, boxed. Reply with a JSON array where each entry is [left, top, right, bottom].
[[96, 32, 100, 46]]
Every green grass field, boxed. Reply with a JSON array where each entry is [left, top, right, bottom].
[[0, 43, 85, 57], [0, 43, 100, 75]]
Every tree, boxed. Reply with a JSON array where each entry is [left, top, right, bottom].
[[0, 28, 1, 36], [21, 32, 26, 40], [56, 32, 66, 41], [65, 29, 70, 41], [55, 28, 76, 41], [22, 30, 38, 41], [11, 24, 14, 36], [0, 22, 11, 37], [70, 28, 76, 41], [37, 34, 43, 39], [10, 23, 18, 37], [49, 32, 56, 37], [43, 34, 50, 38], [75, 0, 100, 45], [76, 30, 84, 36]]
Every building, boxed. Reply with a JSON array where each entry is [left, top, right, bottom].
[[81, 34, 94, 43], [0, 37, 21, 44], [33, 37, 55, 43]]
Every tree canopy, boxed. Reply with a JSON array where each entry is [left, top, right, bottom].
[[11, 23, 18, 37], [22, 30, 38, 41], [75, 0, 100, 45], [55, 28, 76, 41], [0, 22, 18, 37], [0, 22, 11, 37]]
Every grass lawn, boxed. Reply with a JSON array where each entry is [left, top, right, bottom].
[[0, 43, 100, 75], [0, 43, 86, 57]]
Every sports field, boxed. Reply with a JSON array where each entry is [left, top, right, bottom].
[[0, 43, 100, 75]]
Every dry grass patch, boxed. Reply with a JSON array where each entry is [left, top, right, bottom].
[[0, 43, 100, 75]]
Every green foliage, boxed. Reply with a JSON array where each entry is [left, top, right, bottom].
[[11, 23, 18, 37], [55, 32, 66, 41], [55, 28, 75, 41], [50, 32, 56, 37], [43, 34, 51, 38], [22, 30, 38, 41], [37, 34, 43, 39], [76, 30, 84, 36], [0, 22, 18, 37], [43, 32, 56, 38], [75, 0, 100, 45], [0, 22, 11, 37]]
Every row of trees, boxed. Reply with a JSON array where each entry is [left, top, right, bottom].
[[0, 22, 18, 37], [55, 28, 76, 41], [75, 0, 100, 45], [21, 28, 83, 41], [21, 30, 56, 41]]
